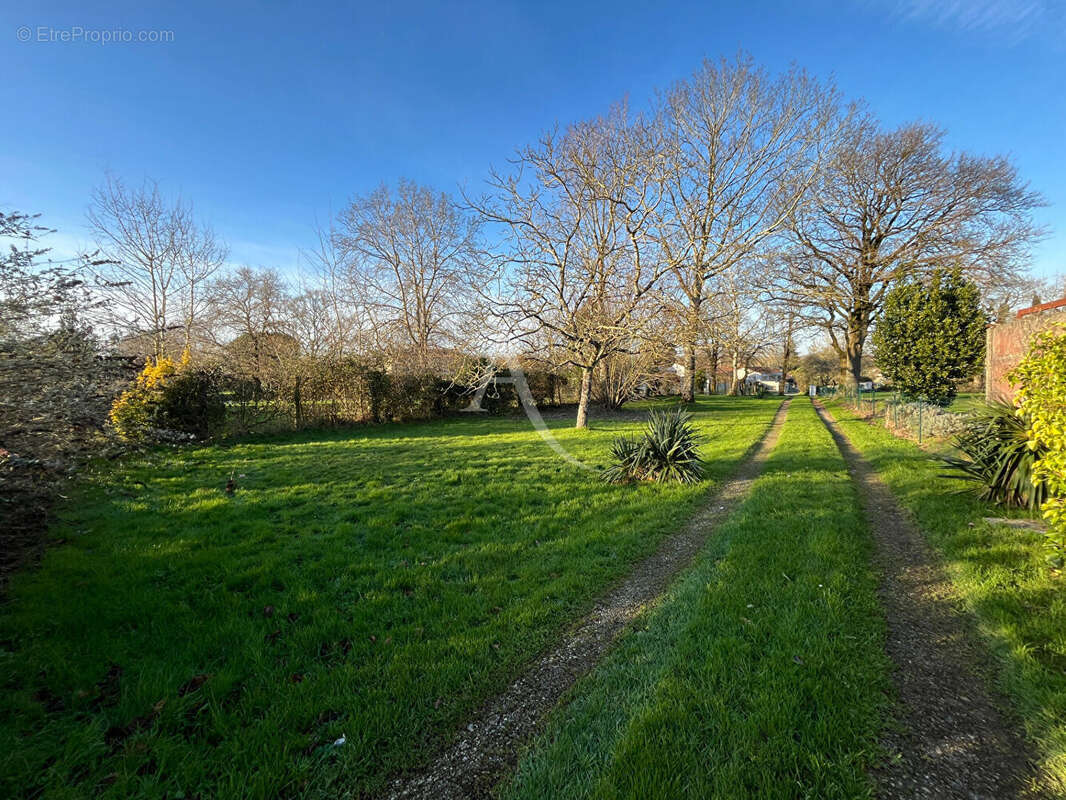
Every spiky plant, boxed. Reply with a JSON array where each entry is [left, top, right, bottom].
[[602, 407, 704, 485], [940, 400, 1048, 510], [599, 435, 644, 485]]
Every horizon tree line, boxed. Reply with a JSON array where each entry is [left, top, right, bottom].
[[18, 53, 1051, 430]]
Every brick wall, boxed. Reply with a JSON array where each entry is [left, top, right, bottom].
[[985, 301, 1066, 402]]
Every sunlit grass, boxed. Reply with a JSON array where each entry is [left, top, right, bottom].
[[825, 399, 1066, 794], [0, 397, 780, 799], [501, 399, 890, 800], [947, 391, 986, 413]]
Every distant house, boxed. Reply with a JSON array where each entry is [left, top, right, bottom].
[[744, 367, 796, 394]]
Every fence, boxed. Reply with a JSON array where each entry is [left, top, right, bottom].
[[835, 387, 969, 444]]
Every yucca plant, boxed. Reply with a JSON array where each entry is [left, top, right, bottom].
[[940, 400, 1048, 510], [601, 407, 704, 485], [600, 435, 644, 485]]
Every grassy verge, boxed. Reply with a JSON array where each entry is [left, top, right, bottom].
[[0, 397, 779, 798], [500, 398, 889, 800], [824, 399, 1066, 792], [947, 391, 985, 414]]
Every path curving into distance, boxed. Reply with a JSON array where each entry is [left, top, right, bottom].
[[813, 400, 1047, 800], [380, 399, 792, 800]]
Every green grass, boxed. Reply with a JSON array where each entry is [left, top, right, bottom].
[[500, 399, 890, 800], [947, 391, 985, 414], [0, 397, 780, 799], [824, 399, 1066, 793]]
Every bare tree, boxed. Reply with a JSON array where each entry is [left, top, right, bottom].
[[300, 221, 368, 354], [775, 306, 798, 395], [335, 180, 484, 372], [591, 314, 675, 409], [781, 119, 1045, 386], [710, 265, 775, 395], [207, 266, 291, 376], [176, 221, 227, 352], [795, 345, 839, 390], [979, 271, 1066, 323], [474, 106, 668, 428], [654, 55, 842, 402], [89, 175, 225, 358]]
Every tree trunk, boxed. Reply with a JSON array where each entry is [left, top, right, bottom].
[[575, 366, 592, 429], [845, 317, 867, 388], [779, 316, 793, 396], [681, 344, 696, 403], [293, 377, 303, 427], [706, 343, 720, 395], [728, 351, 741, 396], [846, 338, 864, 388], [843, 299, 871, 388]]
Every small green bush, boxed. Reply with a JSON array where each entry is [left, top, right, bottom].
[[602, 408, 704, 485], [109, 355, 181, 441], [157, 366, 227, 439], [873, 267, 986, 406]]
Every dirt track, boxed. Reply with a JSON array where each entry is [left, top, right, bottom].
[[814, 400, 1046, 800], [380, 400, 792, 800]]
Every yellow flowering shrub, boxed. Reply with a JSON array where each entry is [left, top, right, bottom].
[[109, 352, 187, 441], [1011, 323, 1066, 567]]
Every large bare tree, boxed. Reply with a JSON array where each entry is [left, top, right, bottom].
[[88, 175, 226, 358], [654, 55, 842, 401], [335, 180, 484, 371], [710, 264, 775, 395], [207, 265, 291, 375], [781, 119, 1045, 386], [474, 106, 668, 428]]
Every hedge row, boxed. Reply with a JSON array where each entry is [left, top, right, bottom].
[[111, 356, 571, 442]]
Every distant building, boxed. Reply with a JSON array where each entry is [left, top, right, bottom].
[[985, 296, 1066, 402], [744, 368, 797, 394]]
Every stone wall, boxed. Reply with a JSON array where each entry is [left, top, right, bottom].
[[985, 298, 1066, 402]]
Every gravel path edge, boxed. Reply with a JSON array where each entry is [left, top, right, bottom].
[[813, 400, 1048, 800], [379, 399, 793, 800]]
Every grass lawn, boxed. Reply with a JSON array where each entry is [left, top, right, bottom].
[[824, 399, 1066, 793], [947, 391, 986, 414], [500, 398, 890, 800], [0, 396, 780, 799]]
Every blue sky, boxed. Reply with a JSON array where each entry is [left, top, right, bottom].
[[2, 0, 1064, 279]]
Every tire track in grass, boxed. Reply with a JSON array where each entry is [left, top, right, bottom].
[[501, 398, 890, 800], [379, 400, 792, 800], [813, 400, 1046, 799]]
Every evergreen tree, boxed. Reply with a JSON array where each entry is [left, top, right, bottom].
[[873, 268, 987, 405]]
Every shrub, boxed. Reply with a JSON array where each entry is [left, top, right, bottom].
[[525, 369, 566, 406], [157, 366, 227, 439], [873, 268, 987, 406], [109, 354, 182, 441], [602, 407, 703, 485], [889, 400, 968, 439], [940, 400, 1048, 510], [386, 372, 443, 421], [110, 352, 225, 441], [476, 372, 520, 416], [1010, 323, 1066, 567], [600, 436, 644, 484]]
